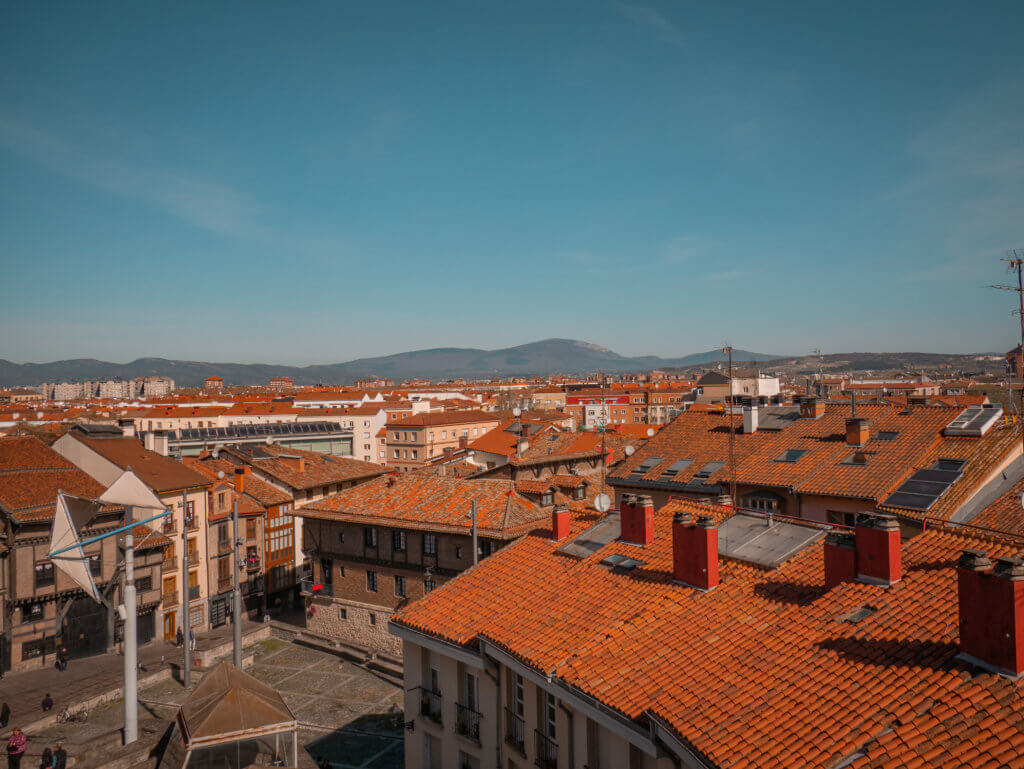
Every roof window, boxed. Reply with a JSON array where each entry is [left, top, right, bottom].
[[693, 461, 726, 479], [628, 457, 663, 477], [659, 459, 692, 479], [774, 449, 808, 463]]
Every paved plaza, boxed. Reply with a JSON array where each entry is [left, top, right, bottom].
[[4, 637, 404, 769]]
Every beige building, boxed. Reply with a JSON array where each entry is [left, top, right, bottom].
[[52, 425, 213, 641], [386, 410, 501, 471]]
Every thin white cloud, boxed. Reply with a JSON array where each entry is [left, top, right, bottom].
[[0, 116, 258, 236], [705, 269, 749, 281], [612, 0, 685, 49]]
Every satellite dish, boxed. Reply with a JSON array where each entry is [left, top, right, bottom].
[[266, 437, 274, 445], [594, 493, 611, 513], [624, 445, 636, 457], [217, 470, 225, 479], [211, 448, 220, 459], [512, 407, 522, 417], [646, 427, 655, 438]]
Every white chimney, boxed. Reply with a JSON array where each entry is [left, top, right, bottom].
[[152, 432, 169, 457], [143, 431, 155, 451], [743, 404, 758, 434]]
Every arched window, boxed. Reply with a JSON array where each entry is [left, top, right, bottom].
[[742, 491, 784, 514]]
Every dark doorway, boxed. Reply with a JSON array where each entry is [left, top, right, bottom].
[[60, 596, 108, 659]]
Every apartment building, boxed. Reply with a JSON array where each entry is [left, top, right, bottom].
[[52, 425, 213, 641], [391, 496, 1024, 769], [693, 370, 780, 404], [386, 411, 501, 472], [607, 399, 1019, 533], [465, 419, 558, 471], [0, 436, 167, 671], [295, 475, 565, 654]]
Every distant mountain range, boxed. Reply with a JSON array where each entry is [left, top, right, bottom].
[[0, 339, 780, 387]]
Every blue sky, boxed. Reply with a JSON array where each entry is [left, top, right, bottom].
[[2, 1, 1023, 365]]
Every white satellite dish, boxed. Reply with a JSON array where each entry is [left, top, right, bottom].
[[211, 448, 220, 459], [624, 445, 636, 457], [512, 407, 522, 417], [217, 470, 225, 479], [266, 437, 274, 445], [594, 493, 611, 513], [646, 427, 655, 438]]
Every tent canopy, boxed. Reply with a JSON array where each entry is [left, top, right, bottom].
[[178, 661, 296, 748]]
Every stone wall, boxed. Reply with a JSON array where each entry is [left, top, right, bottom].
[[306, 596, 402, 657]]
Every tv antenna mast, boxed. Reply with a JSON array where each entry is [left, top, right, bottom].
[[990, 249, 1024, 455], [721, 343, 737, 508]]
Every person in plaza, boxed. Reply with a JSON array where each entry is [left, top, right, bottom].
[[6, 727, 26, 769], [38, 747, 51, 769], [55, 648, 66, 673], [0, 703, 9, 728], [51, 744, 65, 769], [40, 694, 53, 713], [175, 627, 183, 647], [188, 629, 195, 652]]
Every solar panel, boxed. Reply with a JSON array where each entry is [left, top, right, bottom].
[[913, 468, 961, 484], [660, 459, 692, 479], [883, 459, 965, 510], [897, 479, 948, 496], [883, 491, 939, 510]]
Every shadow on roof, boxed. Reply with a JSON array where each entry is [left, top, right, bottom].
[[752, 580, 826, 607], [816, 637, 961, 672]]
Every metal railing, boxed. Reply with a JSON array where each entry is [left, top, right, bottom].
[[246, 556, 261, 572], [505, 707, 525, 752], [455, 703, 481, 743], [188, 585, 200, 600], [534, 730, 558, 768], [418, 687, 442, 724], [162, 591, 178, 606]]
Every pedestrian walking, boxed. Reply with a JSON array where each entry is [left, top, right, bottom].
[[175, 628, 183, 648], [6, 727, 26, 769], [51, 744, 65, 769], [38, 747, 52, 769], [55, 648, 66, 673], [41, 694, 53, 713], [0, 703, 9, 728], [188, 629, 195, 652]]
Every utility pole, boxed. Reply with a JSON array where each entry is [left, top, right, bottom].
[[181, 488, 191, 688], [991, 249, 1024, 458], [123, 505, 138, 744], [722, 344, 737, 508], [232, 497, 242, 668]]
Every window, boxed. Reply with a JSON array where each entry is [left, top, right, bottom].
[[367, 570, 378, 592], [827, 510, 858, 527], [573, 486, 585, 500], [246, 519, 257, 539], [364, 527, 378, 547], [218, 557, 230, 582], [744, 493, 782, 513], [774, 449, 808, 463], [136, 575, 152, 592], [394, 449, 400, 459], [542, 692, 557, 739], [393, 530, 407, 552], [22, 602, 44, 624], [369, 613, 376, 625], [456, 546, 464, 560], [423, 534, 438, 555], [21, 637, 55, 661], [395, 575, 407, 597], [339, 607, 347, 620], [424, 578, 436, 593], [218, 523, 229, 548], [189, 604, 204, 627], [34, 562, 54, 588], [88, 554, 102, 577], [509, 671, 524, 717], [338, 530, 345, 545], [541, 491, 554, 506], [218, 491, 227, 508], [321, 558, 333, 584]]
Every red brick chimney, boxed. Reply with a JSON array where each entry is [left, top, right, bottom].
[[459, 435, 469, 449], [672, 511, 719, 591], [800, 397, 825, 419], [957, 550, 1024, 676], [234, 467, 245, 495], [823, 531, 857, 589], [846, 417, 871, 447], [855, 515, 901, 585], [552, 504, 570, 541], [621, 494, 654, 546]]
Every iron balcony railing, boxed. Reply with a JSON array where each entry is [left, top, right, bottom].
[[246, 556, 261, 572], [418, 687, 442, 725], [505, 707, 525, 753], [534, 730, 558, 769], [455, 703, 482, 743]]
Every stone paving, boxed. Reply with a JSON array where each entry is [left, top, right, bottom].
[[9, 638, 405, 769]]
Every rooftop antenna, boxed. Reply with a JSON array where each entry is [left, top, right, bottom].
[[990, 248, 1024, 457], [721, 343, 737, 509]]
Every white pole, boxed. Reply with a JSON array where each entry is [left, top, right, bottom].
[[124, 504, 138, 745], [232, 498, 242, 668]]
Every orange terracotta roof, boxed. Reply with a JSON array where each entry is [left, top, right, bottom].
[[296, 474, 551, 537], [389, 410, 499, 428], [68, 431, 211, 493], [0, 436, 110, 522], [221, 444, 383, 491], [394, 502, 1024, 769], [184, 456, 291, 507]]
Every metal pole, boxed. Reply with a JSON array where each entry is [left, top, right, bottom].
[[123, 505, 138, 745], [471, 500, 478, 566], [232, 498, 242, 668], [182, 489, 191, 688]]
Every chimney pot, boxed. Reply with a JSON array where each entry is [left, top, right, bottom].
[[854, 514, 901, 585], [234, 466, 245, 494], [957, 548, 1024, 676], [846, 417, 871, 447], [621, 494, 654, 546], [552, 504, 570, 541], [824, 531, 857, 589], [672, 509, 719, 590]]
